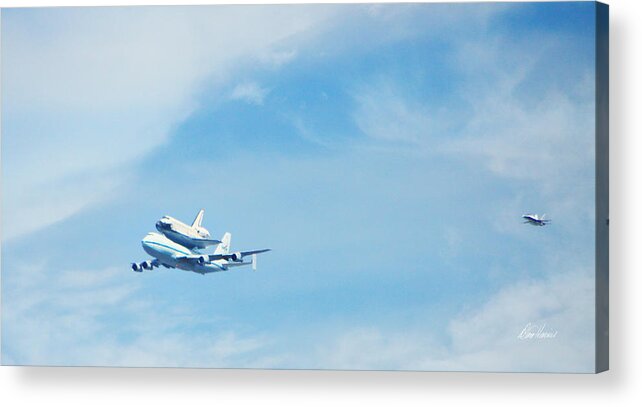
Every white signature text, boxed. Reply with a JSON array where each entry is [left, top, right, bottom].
[[517, 323, 558, 340]]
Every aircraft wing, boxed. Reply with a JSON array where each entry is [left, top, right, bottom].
[[235, 249, 271, 257], [176, 254, 221, 263], [207, 249, 271, 261], [178, 249, 270, 263]]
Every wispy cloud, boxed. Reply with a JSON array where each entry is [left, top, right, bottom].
[[1, 6, 335, 240], [230, 82, 271, 105], [352, 79, 439, 146], [444, 269, 594, 372], [309, 268, 593, 372], [257, 49, 298, 68], [1, 262, 270, 367], [2, 256, 594, 371], [349, 24, 595, 237], [2, 3, 597, 372]]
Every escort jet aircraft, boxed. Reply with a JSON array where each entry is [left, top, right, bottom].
[[155, 209, 221, 249], [522, 213, 551, 226], [132, 231, 271, 275]]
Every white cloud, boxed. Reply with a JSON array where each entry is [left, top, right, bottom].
[[257, 49, 297, 68], [1, 168, 595, 371], [1, 262, 269, 367], [449, 88, 594, 234], [444, 269, 594, 372], [311, 269, 594, 372], [230, 82, 270, 105], [443, 72, 594, 184], [352, 79, 438, 146], [443, 36, 596, 238], [349, 29, 596, 239], [351, 34, 594, 179], [1, 5, 597, 372], [2, 169, 129, 243], [2, 6, 335, 240], [311, 327, 447, 371], [0, 4, 511, 240]]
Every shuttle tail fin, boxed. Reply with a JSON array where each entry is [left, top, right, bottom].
[[214, 232, 231, 255], [192, 209, 205, 228]]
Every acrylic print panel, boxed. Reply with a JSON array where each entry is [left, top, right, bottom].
[[0, 2, 608, 372]]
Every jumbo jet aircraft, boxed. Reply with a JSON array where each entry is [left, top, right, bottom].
[[132, 231, 270, 275], [155, 209, 221, 249], [522, 213, 551, 226]]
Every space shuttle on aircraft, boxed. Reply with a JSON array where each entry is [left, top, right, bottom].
[[155, 209, 221, 249], [133, 227, 270, 275]]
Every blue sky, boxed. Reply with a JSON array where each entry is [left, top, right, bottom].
[[2, 2, 597, 371]]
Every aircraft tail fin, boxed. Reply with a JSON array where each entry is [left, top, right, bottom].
[[214, 232, 231, 255], [192, 209, 205, 228]]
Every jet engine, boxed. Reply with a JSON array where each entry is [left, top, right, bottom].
[[230, 252, 243, 262], [141, 260, 153, 270], [131, 263, 142, 272], [198, 255, 208, 265]]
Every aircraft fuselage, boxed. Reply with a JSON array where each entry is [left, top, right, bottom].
[[522, 214, 549, 226], [142, 232, 226, 274]]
